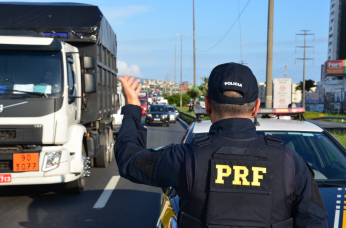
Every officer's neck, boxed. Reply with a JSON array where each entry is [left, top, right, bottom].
[[210, 113, 251, 124]]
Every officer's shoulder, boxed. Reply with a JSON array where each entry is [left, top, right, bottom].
[[191, 135, 212, 148], [264, 135, 283, 148]]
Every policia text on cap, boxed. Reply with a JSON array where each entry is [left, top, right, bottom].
[[114, 63, 328, 228]]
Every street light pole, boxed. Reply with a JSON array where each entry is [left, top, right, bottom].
[[193, 0, 196, 89], [177, 34, 187, 108], [173, 42, 178, 85]]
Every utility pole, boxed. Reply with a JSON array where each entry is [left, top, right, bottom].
[[170, 60, 174, 83], [296, 30, 314, 108], [177, 34, 187, 108], [284, 64, 287, 78], [265, 0, 274, 108], [193, 0, 196, 90], [173, 42, 178, 85]]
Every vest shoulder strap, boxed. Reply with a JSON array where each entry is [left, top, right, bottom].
[[265, 135, 283, 148], [193, 136, 211, 148]]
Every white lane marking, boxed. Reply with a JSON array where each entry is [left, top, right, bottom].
[[337, 200, 341, 204], [336, 205, 341, 209], [338, 188, 342, 191], [334, 210, 340, 228], [337, 195, 341, 198], [93, 176, 120, 209], [179, 119, 189, 128]]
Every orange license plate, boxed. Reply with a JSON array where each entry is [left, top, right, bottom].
[[13, 153, 39, 172]]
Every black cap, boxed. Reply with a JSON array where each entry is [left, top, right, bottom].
[[207, 63, 258, 104]]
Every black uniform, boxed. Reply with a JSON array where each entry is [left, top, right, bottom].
[[114, 105, 328, 228]]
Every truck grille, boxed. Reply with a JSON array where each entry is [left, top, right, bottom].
[[0, 130, 16, 139]]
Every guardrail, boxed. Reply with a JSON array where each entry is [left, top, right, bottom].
[[178, 111, 196, 125], [312, 117, 346, 121]]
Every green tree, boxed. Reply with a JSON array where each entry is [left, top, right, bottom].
[[295, 79, 316, 92], [168, 93, 190, 106], [199, 77, 209, 96], [186, 88, 199, 101]]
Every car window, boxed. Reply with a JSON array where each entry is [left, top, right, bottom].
[[150, 106, 167, 112], [140, 100, 146, 106], [168, 107, 174, 112], [256, 131, 346, 183]]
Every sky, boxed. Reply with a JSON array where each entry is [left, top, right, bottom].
[[7, 0, 330, 84]]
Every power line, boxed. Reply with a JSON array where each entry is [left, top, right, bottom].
[[196, 0, 251, 52]]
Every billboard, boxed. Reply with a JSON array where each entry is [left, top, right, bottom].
[[325, 60, 345, 75], [273, 78, 292, 108], [306, 93, 320, 104]]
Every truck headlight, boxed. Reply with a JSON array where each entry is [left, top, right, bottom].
[[162, 114, 168, 118], [147, 114, 152, 118], [42, 151, 61, 172]]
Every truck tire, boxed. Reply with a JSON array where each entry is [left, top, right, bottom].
[[166, 121, 170, 127], [66, 144, 86, 194], [107, 127, 114, 163], [95, 144, 108, 167]]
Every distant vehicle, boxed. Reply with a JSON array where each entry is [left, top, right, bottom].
[[196, 101, 205, 109], [167, 105, 177, 123], [158, 99, 168, 105], [138, 90, 149, 115], [157, 108, 346, 228], [145, 105, 170, 127], [112, 88, 126, 137]]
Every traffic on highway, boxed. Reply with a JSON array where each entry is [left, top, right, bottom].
[[0, 1, 344, 228]]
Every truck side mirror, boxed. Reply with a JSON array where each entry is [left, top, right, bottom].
[[84, 73, 96, 94], [83, 56, 95, 69]]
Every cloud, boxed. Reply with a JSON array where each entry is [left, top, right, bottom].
[[117, 61, 143, 78], [103, 5, 149, 25]]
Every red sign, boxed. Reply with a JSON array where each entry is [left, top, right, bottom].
[[326, 60, 345, 75], [0, 174, 11, 183]]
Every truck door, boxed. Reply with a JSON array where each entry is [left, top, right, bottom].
[[67, 58, 78, 125]]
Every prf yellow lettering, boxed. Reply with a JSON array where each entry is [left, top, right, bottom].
[[215, 165, 232, 184], [252, 167, 267, 186], [232, 166, 250, 186], [215, 165, 267, 186]]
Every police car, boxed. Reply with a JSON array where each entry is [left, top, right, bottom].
[[157, 108, 346, 228]]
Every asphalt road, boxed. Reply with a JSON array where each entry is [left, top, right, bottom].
[[0, 118, 187, 228]]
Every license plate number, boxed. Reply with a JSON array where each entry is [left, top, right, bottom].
[[0, 174, 11, 183], [13, 153, 39, 172], [154, 118, 160, 121]]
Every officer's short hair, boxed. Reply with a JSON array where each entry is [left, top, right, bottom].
[[210, 90, 256, 117]]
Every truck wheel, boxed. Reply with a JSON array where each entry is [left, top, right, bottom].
[[95, 144, 108, 168], [95, 130, 109, 168], [166, 121, 170, 127], [107, 127, 114, 163], [145, 122, 149, 126], [66, 144, 86, 194]]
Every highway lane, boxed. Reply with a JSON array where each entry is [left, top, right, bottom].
[[0, 118, 187, 228]]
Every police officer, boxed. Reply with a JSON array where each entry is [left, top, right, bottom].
[[114, 63, 328, 228]]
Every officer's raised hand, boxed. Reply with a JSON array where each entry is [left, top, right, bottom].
[[118, 75, 142, 106]]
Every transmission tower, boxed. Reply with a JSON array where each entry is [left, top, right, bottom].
[[295, 30, 314, 108]]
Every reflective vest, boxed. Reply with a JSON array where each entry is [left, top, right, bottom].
[[179, 135, 295, 228]]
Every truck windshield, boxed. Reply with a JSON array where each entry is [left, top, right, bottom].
[[0, 50, 63, 97]]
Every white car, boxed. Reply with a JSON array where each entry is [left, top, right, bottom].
[[162, 108, 346, 228]]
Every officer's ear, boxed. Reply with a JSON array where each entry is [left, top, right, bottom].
[[205, 95, 211, 115], [251, 98, 261, 117]]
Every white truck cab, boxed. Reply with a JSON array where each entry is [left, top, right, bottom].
[[0, 3, 118, 194]]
